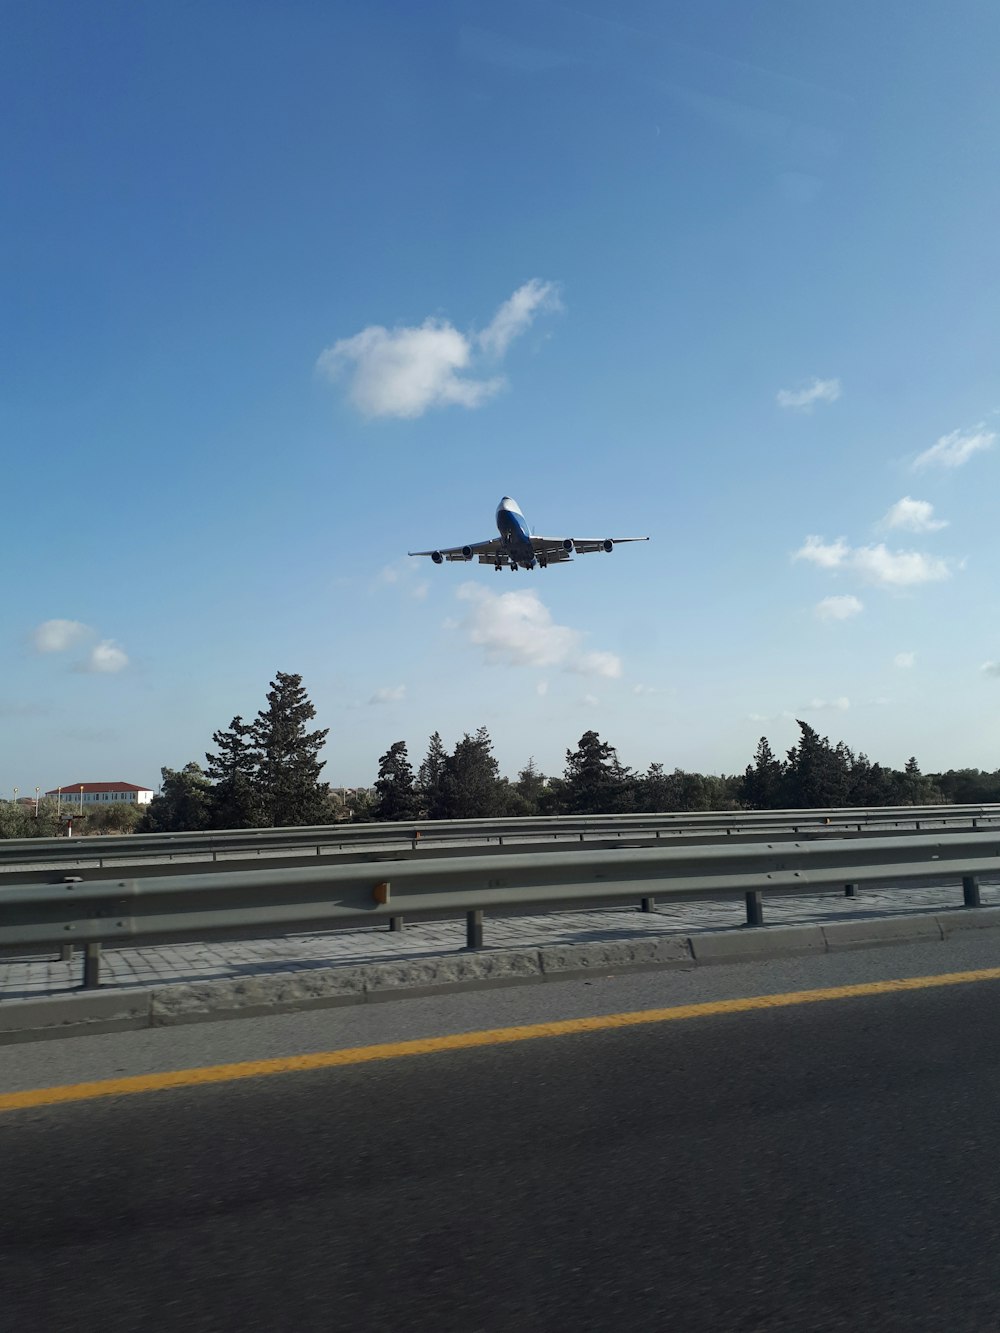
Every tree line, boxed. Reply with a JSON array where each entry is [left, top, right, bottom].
[[4, 672, 1000, 838]]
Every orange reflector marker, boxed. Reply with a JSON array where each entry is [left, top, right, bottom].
[[372, 881, 391, 905]]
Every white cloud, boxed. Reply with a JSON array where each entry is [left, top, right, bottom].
[[795, 535, 849, 569], [851, 543, 950, 588], [776, 377, 841, 411], [880, 497, 947, 533], [581, 693, 599, 707], [632, 684, 664, 696], [748, 710, 795, 723], [369, 685, 406, 704], [914, 425, 995, 470], [796, 536, 952, 589], [32, 619, 92, 653], [981, 662, 1000, 678], [893, 652, 916, 669], [572, 651, 623, 680], [455, 583, 621, 677], [82, 641, 129, 674], [536, 680, 549, 697], [805, 696, 850, 712], [815, 595, 863, 621], [477, 279, 560, 358], [317, 280, 559, 419]]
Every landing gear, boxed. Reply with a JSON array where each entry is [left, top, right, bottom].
[[494, 560, 502, 572], [510, 562, 518, 572]]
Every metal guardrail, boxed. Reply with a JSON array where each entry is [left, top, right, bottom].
[[2, 830, 998, 989], [1, 804, 998, 871]]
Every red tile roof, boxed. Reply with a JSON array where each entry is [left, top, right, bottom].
[[44, 781, 153, 795]]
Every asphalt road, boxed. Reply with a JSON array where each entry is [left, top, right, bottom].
[[5, 939, 1000, 1331]]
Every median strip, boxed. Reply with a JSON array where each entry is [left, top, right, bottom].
[[5, 964, 1000, 1114]]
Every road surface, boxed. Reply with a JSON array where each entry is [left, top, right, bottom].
[[4, 936, 1000, 1331]]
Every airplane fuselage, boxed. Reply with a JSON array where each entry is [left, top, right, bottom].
[[495, 496, 537, 568]]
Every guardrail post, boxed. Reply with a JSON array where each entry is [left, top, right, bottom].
[[963, 875, 982, 908], [466, 910, 484, 950], [82, 942, 102, 989], [388, 915, 404, 932], [640, 896, 656, 913], [745, 891, 764, 927], [59, 943, 74, 962], [844, 883, 857, 898]]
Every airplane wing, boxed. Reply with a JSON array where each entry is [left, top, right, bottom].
[[531, 535, 650, 558], [408, 538, 503, 564]]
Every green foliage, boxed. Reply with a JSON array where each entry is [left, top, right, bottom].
[[417, 731, 449, 818], [436, 727, 504, 819], [346, 788, 377, 823], [205, 715, 261, 829], [373, 741, 420, 821], [84, 802, 144, 835], [139, 764, 213, 833], [252, 672, 330, 826], [562, 731, 620, 814]]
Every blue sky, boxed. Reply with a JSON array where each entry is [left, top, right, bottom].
[[3, 0, 999, 794]]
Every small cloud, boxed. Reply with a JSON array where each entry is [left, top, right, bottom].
[[536, 680, 549, 697], [805, 696, 850, 712], [981, 662, 1000, 678], [317, 280, 560, 419], [914, 425, 995, 470], [852, 544, 950, 588], [379, 566, 401, 584], [476, 278, 560, 358], [893, 652, 916, 669], [80, 640, 129, 674], [411, 581, 429, 601], [454, 583, 621, 677], [581, 693, 599, 707], [748, 710, 795, 723], [369, 685, 406, 704], [632, 683, 664, 696], [32, 619, 92, 653], [572, 651, 623, 679], [880, 497, 947, 533], [794, 536, 849, 569], [815, 595, 863, 621], [796, 537, 952, 588], [776, 377, 841, 411]]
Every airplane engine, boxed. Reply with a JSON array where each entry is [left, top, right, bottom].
[[431, 551, 444, 564], [461, 545, 474, 561], [603, 539, 614, 553], [562, 539, 574, 552]]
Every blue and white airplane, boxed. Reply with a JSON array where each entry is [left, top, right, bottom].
[[409, 496, 649, 571]]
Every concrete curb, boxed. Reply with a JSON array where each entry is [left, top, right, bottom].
[[4, 906, 1000, 1044]]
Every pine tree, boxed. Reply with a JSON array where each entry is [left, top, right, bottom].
[[741, 737, 785, 808], [205, 715, 261, 829], [437, 727, 503, 819], [373, 741, 420, 821], [785, 722, 849, 808], [418, 731, 449, 819], [515, 758, 547, 814], [562, 730, 619, 814], [252, 672, 330, 826]]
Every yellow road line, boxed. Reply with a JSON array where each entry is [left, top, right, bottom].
[[4, 965, 1000, 1114]]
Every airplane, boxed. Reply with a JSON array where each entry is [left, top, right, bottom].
[[409, 496, 649, 571]]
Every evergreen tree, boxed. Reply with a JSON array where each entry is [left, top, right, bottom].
[[437, 727, 504, 819], [741, 737, 785, 809], [418, 731, 449, 819], [139, 763, 213, 832], [205, 715, 261, 829], [252, 672, 330, 826], [373, 741, 420, 821], [515, 758, 547, 815], [784, 722, 849, 808], [562, 730, 619, 814]]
